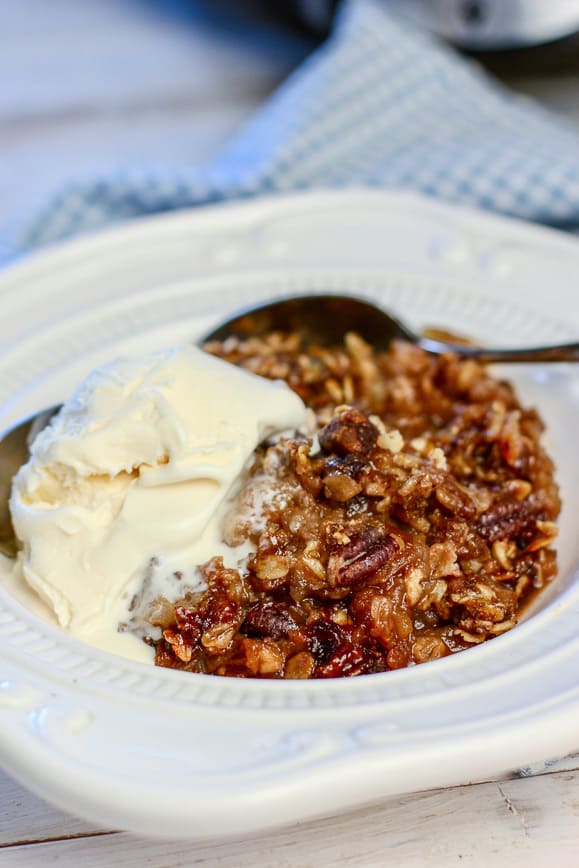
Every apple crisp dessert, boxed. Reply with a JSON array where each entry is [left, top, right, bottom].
[[147, 333, 559, 678]]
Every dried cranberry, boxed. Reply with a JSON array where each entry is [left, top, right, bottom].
[[304, 620, 344, 663], [205, 595, 239, 627], [174, 607, 205, 644]]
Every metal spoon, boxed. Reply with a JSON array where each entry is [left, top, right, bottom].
[[1, 293, 578, 557], [204, 294, 579, 361]]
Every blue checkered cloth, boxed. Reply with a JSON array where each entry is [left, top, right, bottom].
[[13, 0, 579, 254]]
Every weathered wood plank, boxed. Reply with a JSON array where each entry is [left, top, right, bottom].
[[1, 770, 579, 867], [0, 772, 108, 846], [2, 756, 578, 849]]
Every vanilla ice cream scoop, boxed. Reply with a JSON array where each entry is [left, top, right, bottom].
[[10, 345, 306, 655]]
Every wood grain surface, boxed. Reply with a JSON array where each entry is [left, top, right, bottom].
[[2, 762, 579, 866]]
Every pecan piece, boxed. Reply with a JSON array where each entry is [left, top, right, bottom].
[[448, 575, 516, 625], [413, 631, 450, 664], [327, 527, 399, 587], [322, 455, 368, 502], [476, 500, 536, 544], [241, 638, 285, 676], [284, 651, 316, 679], [319, 408, 378, 456], [244, 601, 299, 640], [162, 629, 194, 664], [434, 478, 476, 519]]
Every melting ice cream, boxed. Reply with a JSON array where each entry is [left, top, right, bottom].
[[9, 345, 306, 659]]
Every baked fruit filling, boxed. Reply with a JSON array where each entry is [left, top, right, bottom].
[[147, 333, 560, 678]]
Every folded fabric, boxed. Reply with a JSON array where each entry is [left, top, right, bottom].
[[15, 0, 579, 255]]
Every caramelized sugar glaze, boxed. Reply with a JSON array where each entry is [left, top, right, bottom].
[[149, 334, 559, 678]]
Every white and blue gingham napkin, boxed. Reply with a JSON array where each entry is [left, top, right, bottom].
[[14, 0, 579, 255]]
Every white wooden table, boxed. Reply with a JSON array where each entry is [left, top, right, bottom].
[[1, 2, 579, 864]]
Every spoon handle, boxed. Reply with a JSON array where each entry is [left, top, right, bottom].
[[418, 338, 579, 363]]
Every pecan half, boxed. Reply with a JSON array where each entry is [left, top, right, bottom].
[[327, 527, 399, 587], [476, 500, 536, 544]]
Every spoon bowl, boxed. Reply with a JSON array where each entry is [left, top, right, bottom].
[[204, 294, 411, 349], [1, 292, 579, 558], [205, 294, 579, 362]]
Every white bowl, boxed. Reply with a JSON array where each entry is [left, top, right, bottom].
[[0, 190, 578, 839]]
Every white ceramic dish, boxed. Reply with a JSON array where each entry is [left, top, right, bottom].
[[0, 190, 578, 840]]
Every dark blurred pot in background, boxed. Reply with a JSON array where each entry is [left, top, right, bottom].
[[272, 0, 579, 73]]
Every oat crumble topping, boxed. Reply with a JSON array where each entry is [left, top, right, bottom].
[[142, 333, 560, 679]]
